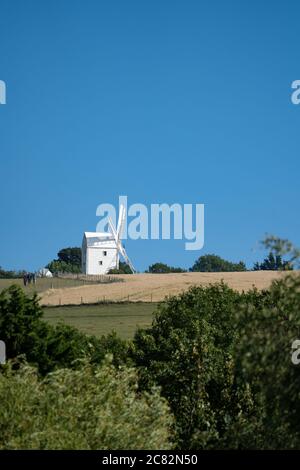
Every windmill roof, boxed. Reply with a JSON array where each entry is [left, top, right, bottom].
[[84, 231, 113, 239], [83, 232, 116, 248]]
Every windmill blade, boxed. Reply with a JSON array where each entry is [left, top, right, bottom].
[[116, 204, 126, 240], [108, 216, 119, 241], [118, 244, 136, 274], [108, 217, 136, 273]]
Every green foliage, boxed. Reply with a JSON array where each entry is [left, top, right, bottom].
[[57, 247, 82, 266], [232, 275, 300, 448], [131, 283, 247, 448], [147, 262, 186, 273], [3, 275, 300, 449], [0, 266, 26, 279], [0, 285, 44, 358], [260, 234, 300, 269], [0, 285, 129, 374], [253, 251, 292, 271], [190, 254, 246, 272], [132, 276, 300, 449], [108, 261, 133, 274], [0, 358, 173, 450], [46, 260, 81, 274], [46, 247, 82, 273]]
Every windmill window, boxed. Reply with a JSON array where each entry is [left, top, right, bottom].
[[103, 251, 107, 256], [99, 261, 103, 265]]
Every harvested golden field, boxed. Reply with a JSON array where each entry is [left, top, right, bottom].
[[40, 271, 299, 306]]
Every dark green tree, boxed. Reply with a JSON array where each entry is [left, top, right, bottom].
[[0, 266, 26, 279], [131, 277, 300, 449], [0, 285, 43, 359], [57, 247, 82, 267], [256, 234, 299, 270], [131, 283, 249, 448], [190, 254, 246, 272], [46, 260, 81, 274], [232, 275, 300, 448], [0, 285, 129, 374], [147, 263, 186, 273], [46, 247, 82, 274], [253, 252, 291, 271]]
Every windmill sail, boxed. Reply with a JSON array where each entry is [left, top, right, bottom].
[[118, 244, 136, 274], [108, 215, 136, 274], [117, 204, 126, 239]]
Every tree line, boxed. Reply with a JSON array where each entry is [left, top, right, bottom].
[[48, 234, 299, 274], [2, 234, 299, 277]]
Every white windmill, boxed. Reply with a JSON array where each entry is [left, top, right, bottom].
[[82, 204, 136, 275]]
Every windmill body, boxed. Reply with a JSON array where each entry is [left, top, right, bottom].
[[82, 205, 135, 275]]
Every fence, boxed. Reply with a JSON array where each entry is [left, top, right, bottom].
[[55, 273, 124, 284], [43, 292, 155, 307]]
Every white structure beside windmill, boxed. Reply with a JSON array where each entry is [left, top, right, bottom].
[[82, 204, 135, 275]]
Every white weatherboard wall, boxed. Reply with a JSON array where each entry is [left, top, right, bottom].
[[82, 232, 119, 275]]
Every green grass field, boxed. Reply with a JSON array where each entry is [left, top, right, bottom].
[[0, 278, 159, 339], [43, 302, 159, 339]]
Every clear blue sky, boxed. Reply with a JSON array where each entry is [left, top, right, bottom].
[[0, 0, 299, 272]]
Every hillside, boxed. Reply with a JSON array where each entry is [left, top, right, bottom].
[[40, 270, 298, 306]]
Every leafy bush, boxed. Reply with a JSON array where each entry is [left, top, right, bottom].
[[0, 358, 173, 450], [190, 254, 246, 272]]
